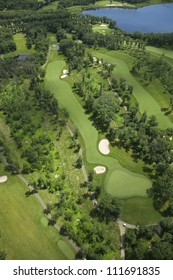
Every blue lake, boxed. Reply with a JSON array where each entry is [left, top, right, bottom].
[[82, 3, 173, 33]]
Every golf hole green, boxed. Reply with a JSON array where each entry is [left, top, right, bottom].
[[105, 169, 151, 198]]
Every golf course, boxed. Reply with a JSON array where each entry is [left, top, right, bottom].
[[45, 55, 151, 199]]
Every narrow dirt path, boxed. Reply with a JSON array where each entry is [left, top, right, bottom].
[[116, 219, 138, 259]]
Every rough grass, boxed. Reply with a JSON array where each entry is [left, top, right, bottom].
[[91, 49, 173, 129], [0, 166, 75, 260], [120, 197, 162, 225]]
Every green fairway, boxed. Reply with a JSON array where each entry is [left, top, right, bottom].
[[0, 169, 75, 260], [3, 33, 35, 58], [146, 46, 173, 60], [45, 57, 151, 200], [91, 50, 173, 129]]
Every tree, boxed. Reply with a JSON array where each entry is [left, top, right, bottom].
[[150, 241, 173, 260], [0, 250, 6, 260], [74, 156, 82, 168], [99, 192, 121, 219]]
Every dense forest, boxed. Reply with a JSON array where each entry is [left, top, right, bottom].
[[59, 0, 96, 7]]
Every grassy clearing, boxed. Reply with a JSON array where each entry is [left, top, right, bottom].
[[39, 1, 58, 10], [44, 51, 159, 223], [94, 1, 135, 8], [4, 33, 35, 58], [92, 24, 109, 35], [91, 49, 173, 129], [120, 197, 162, 225], [0, 166, 75, 260]]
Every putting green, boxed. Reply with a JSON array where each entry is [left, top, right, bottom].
[[105, 169, 151, 198], [45, 59, 151, 198]]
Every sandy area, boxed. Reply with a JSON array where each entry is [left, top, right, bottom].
[[61, 69, 69, 79], [98, 139, 110, 155], [0, 175, 8, 183], [61, 74, 68, 79], [100, 24, 107, 27], [94, 166, 106, 174]]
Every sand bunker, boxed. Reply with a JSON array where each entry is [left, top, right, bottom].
[[61, 74, 68, 79], [61, 69, 69, 79], [98, 139, 110, 155], [0, 175, 8, 183], [94, 166, 106, 174]]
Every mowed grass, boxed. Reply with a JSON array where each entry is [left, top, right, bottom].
[[146, 46, 173, 60], [120, 197, 162, 225], [105, 169, 151, 198], [45, 54, 151, 198], [4, 33, 35, 58], [92, 24, 109, 35], [0, 168, 75, 260], [91, 49, 173, 129]]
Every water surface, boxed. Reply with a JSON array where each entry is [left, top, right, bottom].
[[82, 4, 173, 33]]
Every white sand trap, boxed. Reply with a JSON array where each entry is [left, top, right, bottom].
[[63, 69, 69, 75], [100, 24, 106, 27], [98, 139, 110, 155], [0, 175, 8, 183], [61, 74, 68, 79], [94, 166, 106, 174]]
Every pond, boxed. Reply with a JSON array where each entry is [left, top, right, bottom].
[[82, 3, 173, 33], [16, 54, 30, 60]]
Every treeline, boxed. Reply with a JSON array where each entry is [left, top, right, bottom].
[[121, 0, 147, 3], [0, 58, 34, 80], [0, 0, 38, 10], [108, 107, 173, 213], [131, 52, 173, 96], [131, 32, 173, 49], [0, 28, 16, 54], [0, 0, 57, 11], [125, 218, 173, 260], [58, 0, 96, 7], [0, 82, 59, 174]]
